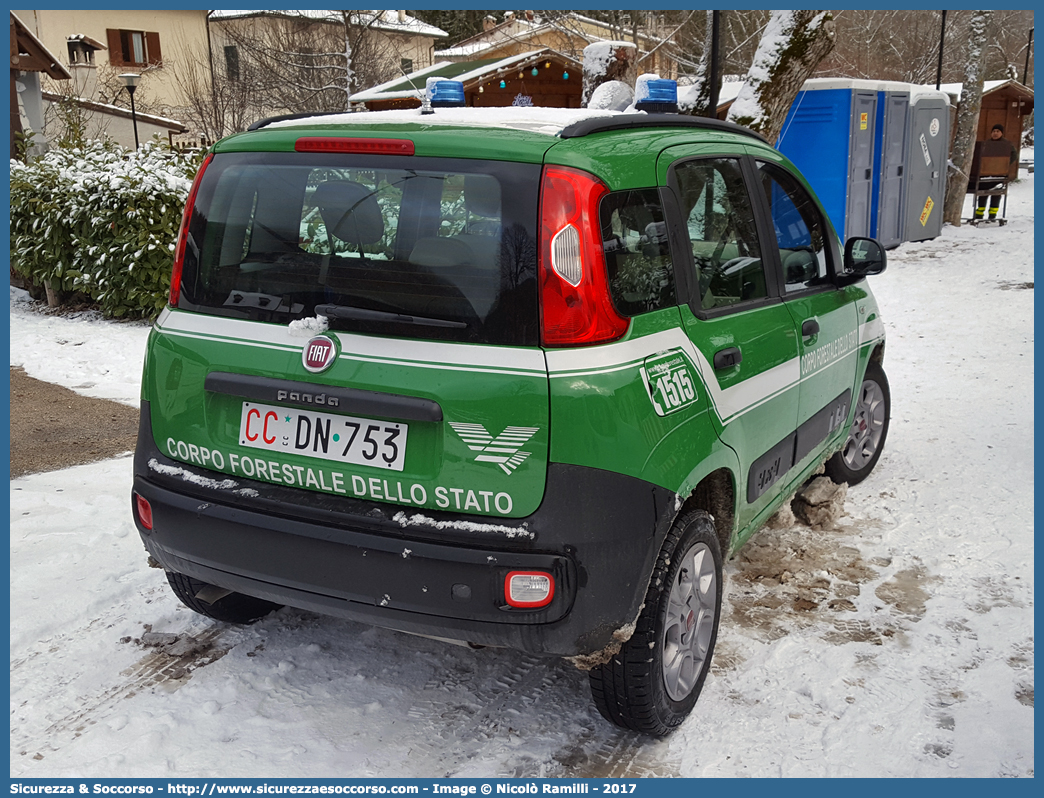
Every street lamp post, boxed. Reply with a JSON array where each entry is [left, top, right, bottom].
[[1023, 28, 1033, 86], [119, 72, 141, 150], [935, 10, 947, 90]]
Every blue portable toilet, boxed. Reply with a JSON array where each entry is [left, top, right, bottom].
[[870, 82, 913, 249], [777, 78, 880, 240]]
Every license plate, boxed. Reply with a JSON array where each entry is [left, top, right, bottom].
[[239, 402, 407, 471]]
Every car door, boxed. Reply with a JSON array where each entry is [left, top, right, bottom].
[[661, 149, 801, 532], [751, 157, 860, 475]]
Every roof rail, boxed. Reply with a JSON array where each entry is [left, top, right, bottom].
[[559, 113, 767, 143], [247, 111, 344, 131]]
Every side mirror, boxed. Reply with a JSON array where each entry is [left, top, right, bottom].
[[839, 237, 886, 285]]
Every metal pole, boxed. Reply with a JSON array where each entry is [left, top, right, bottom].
[[128, 86, 139, 150], [936, 10, 947, 90], [1023, 28, 1033, 85], [707, 11, 721, 119]]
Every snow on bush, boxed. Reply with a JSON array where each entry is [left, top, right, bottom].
[[10, 141, 203, 318]]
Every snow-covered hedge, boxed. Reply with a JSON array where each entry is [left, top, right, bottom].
[[10, 141, 203, 318]]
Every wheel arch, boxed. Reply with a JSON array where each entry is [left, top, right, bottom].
[[676, 466, 737, 559], [869, 341, 885, 366]]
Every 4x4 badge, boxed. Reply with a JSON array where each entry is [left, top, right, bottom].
[[449, 423, 539, 475]]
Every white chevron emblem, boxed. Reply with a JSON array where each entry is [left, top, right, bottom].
[[449, 423, 540, 475]]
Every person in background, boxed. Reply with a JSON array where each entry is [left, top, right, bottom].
[[975, 123, 1017, 221]]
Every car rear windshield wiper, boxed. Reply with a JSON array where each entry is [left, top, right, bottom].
[[314, 303, 468, 329]]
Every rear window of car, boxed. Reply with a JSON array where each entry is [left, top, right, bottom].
[[177, 152, 542, 346]]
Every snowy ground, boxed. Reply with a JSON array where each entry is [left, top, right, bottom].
[[9, 177, 1034, 778]]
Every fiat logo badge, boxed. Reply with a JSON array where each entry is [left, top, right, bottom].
[[302, 335, 337, 373]]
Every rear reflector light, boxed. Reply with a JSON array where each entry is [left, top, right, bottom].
[[295, 137, 415, 155], [539, 165, 629, 347], [505, 571, 555, 608], [135, 494, 153, 531], [550, 225, 582, 286], [170, 153, 213, 307]]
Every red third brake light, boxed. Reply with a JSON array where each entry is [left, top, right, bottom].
[[170, 153, 213, 307], [539, 165, 629, 347], [295, 137, 415, 155]]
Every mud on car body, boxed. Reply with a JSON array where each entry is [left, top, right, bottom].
[[132, 80, 889, 735]]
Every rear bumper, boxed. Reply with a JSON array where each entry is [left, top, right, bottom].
[[133, 401, 677, 657]]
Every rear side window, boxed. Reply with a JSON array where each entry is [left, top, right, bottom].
[[178, 152, 541, 346], [673, 157, 768, 311], [599, 188, 676, 316]]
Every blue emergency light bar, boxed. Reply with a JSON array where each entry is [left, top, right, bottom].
[[428, 80, 466, 108], [635, 78, 679, 113]]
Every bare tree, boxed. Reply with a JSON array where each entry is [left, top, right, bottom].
[[43, 65, 162, 147], [719, 10, 772, 77], [213, 11, 402, 119], [170, 39, 259, 141], [983, 10, 1034, 85], [409, 10, 495, 45], [943, 11, 993, 226], [680, 11, 724, 115], [726, 10, 836, 143], [93, 63, 162, 114], [164, 11, 414, 137], [815, 10, 1033, 87], [816, 10, 948, 84], [42, 78, 96, 148]]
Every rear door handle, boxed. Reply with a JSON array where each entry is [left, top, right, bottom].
[[713, 346, 742, 370], [802, 319, 820, 337]]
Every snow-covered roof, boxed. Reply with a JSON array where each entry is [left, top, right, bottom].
[[937, 78, 1034, 101], [435, 11, 662, 59], [348, 50, 581, 104], [11, 10, 71, 79], [800, 78, 951, 105], [802, 77, 926, 93], [265, 105, 621, 138], [66, 33, 107, 50], [349, 61, 466, 103], [41, 90, 188, 129], [676, 78, 745, 111], [434, 17, 542, 59], [208, 10, 448, 39], [682, 77, 952, 113]]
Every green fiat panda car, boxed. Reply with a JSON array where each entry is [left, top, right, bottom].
[[132, 79, 889, 735]]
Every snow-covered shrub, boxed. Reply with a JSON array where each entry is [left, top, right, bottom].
[[10, 140, 203, 318]]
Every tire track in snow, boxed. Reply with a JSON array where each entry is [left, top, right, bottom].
[[12, 627, 229, 762], [411, 652, 680, 778], [404, 653, 559, 775], [539, 729, 681, 778]]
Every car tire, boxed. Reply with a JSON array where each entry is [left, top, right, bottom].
[[165, 571, 282, 624], [588, 510, 722, 736], [826, 360, 890, 486]]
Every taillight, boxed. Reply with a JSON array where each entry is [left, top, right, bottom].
[[295, 137, 415, 155], [504, 571, 555, 608], [539, 165, 629, 346], [135, 493, 153, 531], [170, 153, 213, 307]]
